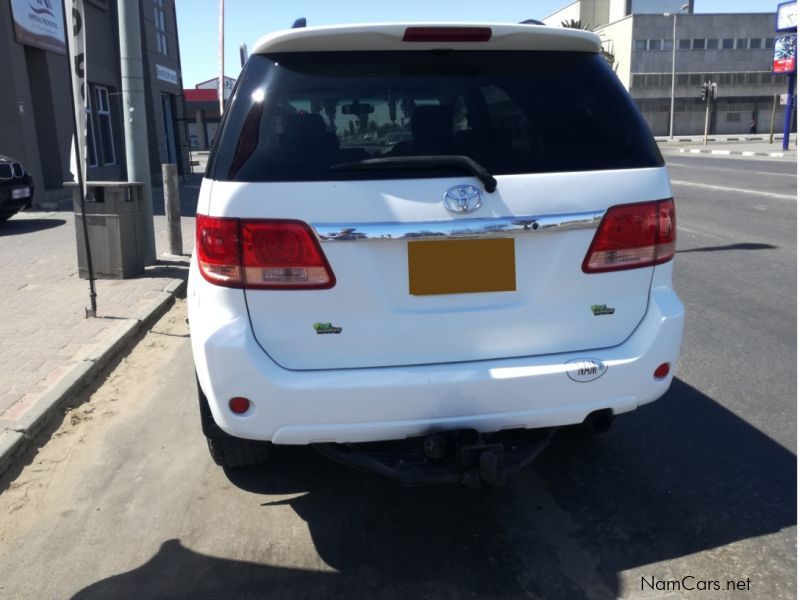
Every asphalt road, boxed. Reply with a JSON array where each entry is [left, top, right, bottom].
[[0, 154, 795, 599]]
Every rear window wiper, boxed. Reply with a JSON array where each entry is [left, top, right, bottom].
[[330, 155, 498, 193]]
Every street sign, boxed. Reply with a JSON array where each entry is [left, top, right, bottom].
[[781, 92, 789, 104], [776, 1, 797, 32]]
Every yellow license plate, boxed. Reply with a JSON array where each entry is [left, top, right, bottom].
[[407, 238, 516, 296]]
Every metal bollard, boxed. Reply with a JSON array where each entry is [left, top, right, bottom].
[[162, 163, 182, 255]]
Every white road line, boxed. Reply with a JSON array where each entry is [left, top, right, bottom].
[[666, 162, 797, 177], [670, 180, 797, 200]]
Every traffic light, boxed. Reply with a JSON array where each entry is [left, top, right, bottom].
[[710, 82, 718, 100], [701, 82, 708, 101]]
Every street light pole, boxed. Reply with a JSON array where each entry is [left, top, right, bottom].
[[669, 12, 677, 138], [667, 4, 689, 139]]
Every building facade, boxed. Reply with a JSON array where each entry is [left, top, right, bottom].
[[0, 0, 189, 208], [597, 13, 792, 136], [184, 76, 236, 151], [543, 0, 695, 29]]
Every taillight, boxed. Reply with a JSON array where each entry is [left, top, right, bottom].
[[402, 27, 492, 42], [582, 199, 676, 273], [196, 215, 241, 287], [241, 220, 335, 289], [196, 215, 335, 289]]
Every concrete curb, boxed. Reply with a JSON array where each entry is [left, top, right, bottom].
[[0, 277, 187, 479], [678, 148, 787, 157]]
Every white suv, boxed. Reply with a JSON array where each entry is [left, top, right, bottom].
[[188, 22, 684, 485]]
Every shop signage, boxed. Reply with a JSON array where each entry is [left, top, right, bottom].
[[9, 0, 66, 54], [156, 64, 179, 85]]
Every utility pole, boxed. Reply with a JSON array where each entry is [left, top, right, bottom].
[[665, 4, 689, 139], [769, 93, 778, 143], [219, 0, 225, 115], [119, 0, 156, 265], [782, 74, 795, 151]]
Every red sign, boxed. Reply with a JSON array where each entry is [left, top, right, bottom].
[[773, 34, 797, 72]]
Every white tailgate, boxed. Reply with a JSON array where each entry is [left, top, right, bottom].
[[210, 167, 671, 369]]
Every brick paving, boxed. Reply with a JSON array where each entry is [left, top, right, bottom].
[[0, 178, 199, 426]]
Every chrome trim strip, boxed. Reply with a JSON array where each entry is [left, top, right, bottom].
[[313, 210, 605, 242]]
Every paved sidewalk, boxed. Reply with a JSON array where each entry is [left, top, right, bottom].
[[657, 134, 797, 159], [0, 176, 200, 475]]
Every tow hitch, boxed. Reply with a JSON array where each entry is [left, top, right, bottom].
[[314, 428, 557, 489]]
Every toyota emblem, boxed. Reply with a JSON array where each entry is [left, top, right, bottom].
[[443, 185, 483, 214]]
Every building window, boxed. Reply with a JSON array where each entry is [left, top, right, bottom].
[[749, 38, 763, 49], [707, 39, 719, 50], [761, 72, 773, 83], [154, 0, 168, 56], [663, 38, 673, 51], [95, 86, 116, 166], [722, 38, 734, 49], [689, 74, 701, 85], [679, 39, 691, 50], [635, 39, 647, 50], [85, 94, 98, 168], [692, 38, 705, 50], [648, 39, 662, 50], [736, 38, 747, 49], [677, 74, 689, 85], [726, 113, 742, 122], [765, 38, 775, 49]]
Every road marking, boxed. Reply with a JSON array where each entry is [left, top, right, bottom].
[[670, 180, 797, 200], [666, 162, 797, 177], [710, 150, 731, 155]]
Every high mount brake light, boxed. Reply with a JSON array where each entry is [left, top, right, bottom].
[[402, 27, 492, 42], [196, 215, 335, 289], [582, 199, 676, 273]]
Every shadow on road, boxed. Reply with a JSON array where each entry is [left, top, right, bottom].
[[677, 242, 777, 254], [72, 378, 795, 599], [0, 217, 66, 236]]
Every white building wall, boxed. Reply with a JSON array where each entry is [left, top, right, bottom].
[[597, 15, 634, 89], [609, 0, 628, 23]]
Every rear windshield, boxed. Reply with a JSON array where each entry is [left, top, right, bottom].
[[210, 51, 662, 182]]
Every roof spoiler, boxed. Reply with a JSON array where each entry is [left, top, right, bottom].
[[292, 18, 306, 28]]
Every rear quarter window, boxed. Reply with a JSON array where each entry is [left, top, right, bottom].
[[210, 50, 663, 182]]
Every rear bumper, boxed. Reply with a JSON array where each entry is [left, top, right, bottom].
[[189, 260, 684, 445]]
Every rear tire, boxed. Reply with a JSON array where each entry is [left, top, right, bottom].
[[197, 376, 271, 468], [206, 436, 271, 468]]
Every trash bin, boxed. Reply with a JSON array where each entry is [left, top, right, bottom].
[[67, 181, 145, 279]]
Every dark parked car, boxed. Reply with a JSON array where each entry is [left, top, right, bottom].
[[0, 154, 34, 221]]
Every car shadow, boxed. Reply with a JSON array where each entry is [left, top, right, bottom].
[[676, 242, 777, 253], [0, 217, 66, 236], [72, 378, 795, 599]]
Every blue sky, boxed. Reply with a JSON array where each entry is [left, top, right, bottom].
[[175, 0, 785, 86]]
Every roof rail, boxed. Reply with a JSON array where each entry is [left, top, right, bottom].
[[292, 18, 306, 28], [519, 19, 545, 25]]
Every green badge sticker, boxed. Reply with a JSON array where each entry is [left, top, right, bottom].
[[591, 304, 616, 316], [313, 322, 343, 335]]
